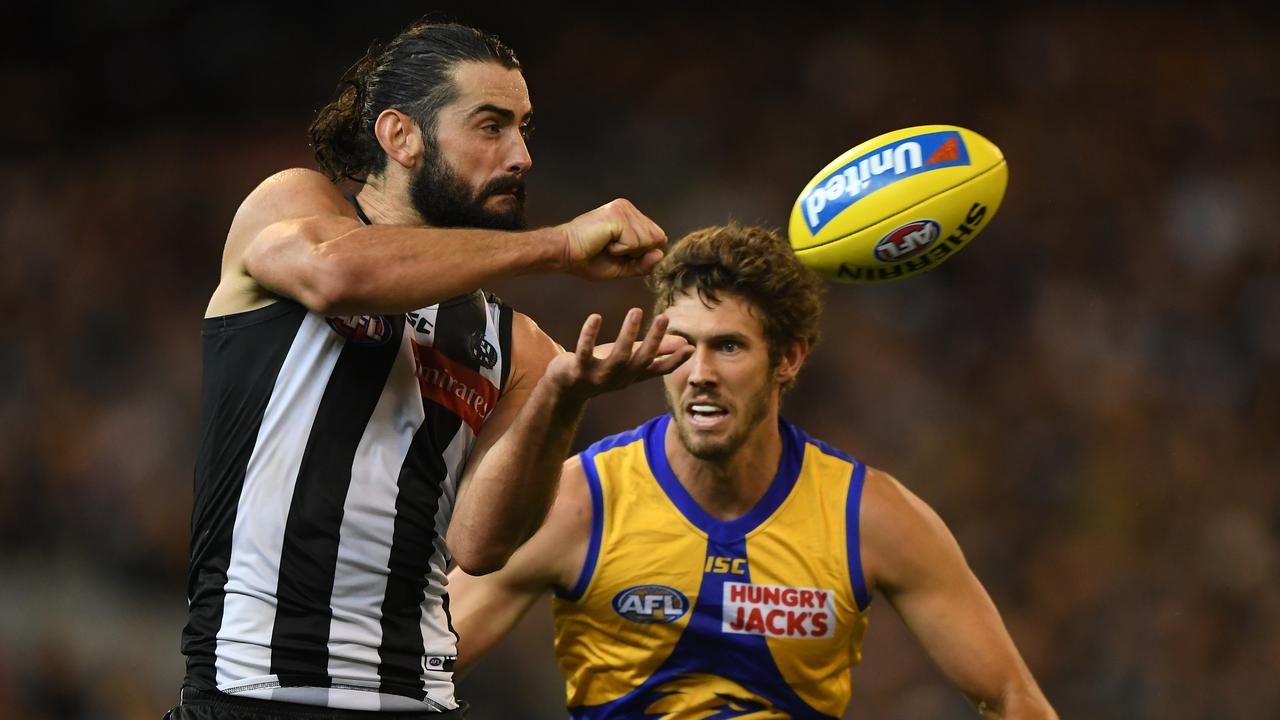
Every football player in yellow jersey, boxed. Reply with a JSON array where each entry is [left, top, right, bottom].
[[449, 224, 1056, 719]]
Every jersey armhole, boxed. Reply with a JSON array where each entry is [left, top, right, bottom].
[[846, 461, 872, 611], [496, 302, 514, 394], [556, 452, 605, 602]]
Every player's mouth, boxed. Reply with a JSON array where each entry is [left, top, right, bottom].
[[685, 400, 729, 431], [486, 190, 521, 204], [482, 176, 526, 203]]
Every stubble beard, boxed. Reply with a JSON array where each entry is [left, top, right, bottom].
[[665, 380, 774, 464]]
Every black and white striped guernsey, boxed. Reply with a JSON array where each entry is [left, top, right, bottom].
[[182, 279, 514, 711]]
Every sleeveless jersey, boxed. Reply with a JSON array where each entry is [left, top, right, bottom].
[[183, 287, 513, 712], [552, 415, 871, 719]]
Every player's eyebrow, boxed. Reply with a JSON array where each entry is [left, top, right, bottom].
[[667, 329, 748, 346], [469, 104, 533, 123]]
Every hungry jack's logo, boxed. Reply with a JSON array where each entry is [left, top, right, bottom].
[[722, 582, 835, 639]]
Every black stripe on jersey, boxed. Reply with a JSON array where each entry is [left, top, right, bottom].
[[269, 317, 405, 687], [494, 297, 513, 393], [377, 295, 484, 698], [184, 301, 308, 691]]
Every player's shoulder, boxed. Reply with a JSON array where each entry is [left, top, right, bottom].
[[857, 465, 956, 583], [254, 167, 342, 197], [506, 310, 561, 388], [232, 168, 351, 229], [859, 466, 929, 523]]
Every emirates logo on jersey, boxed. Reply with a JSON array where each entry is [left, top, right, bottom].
[[411, 343, 499, 433], [722, 582, 835, 639]]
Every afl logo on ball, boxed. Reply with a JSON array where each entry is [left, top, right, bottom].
[[875, 220, 941, 262], [612, 585, 689, 624], [327, 315, 393, 345]]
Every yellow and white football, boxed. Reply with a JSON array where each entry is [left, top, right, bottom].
[[788, 125, 1008, 283]]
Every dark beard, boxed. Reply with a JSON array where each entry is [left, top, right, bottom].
[[408, 149, 527, 230]]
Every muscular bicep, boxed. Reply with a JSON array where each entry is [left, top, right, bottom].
[[861, 470, 1045, 714], [207, 168, 358, 317]]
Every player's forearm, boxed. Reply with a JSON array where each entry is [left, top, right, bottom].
[[446, 568, 547, 677], [250, 220, 567, 315], [975, 684, 1057, 720], [447, 378, 586, 575]]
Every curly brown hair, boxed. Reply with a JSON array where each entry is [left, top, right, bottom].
[[648, 224, 824, 383]]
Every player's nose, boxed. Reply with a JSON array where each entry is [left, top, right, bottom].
[[686, 346, 717, 385], [504, 133, 531, 175]]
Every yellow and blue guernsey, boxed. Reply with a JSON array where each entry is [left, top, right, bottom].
[[553, 415, 871, 719]]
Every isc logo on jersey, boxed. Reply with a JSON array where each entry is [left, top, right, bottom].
[[799, 130, 970, 235], [722, 582, 835, 639], [613, 585, 689, 624]]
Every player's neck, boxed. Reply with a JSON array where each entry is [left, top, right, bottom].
[[355, 175, 424, 226], [666, 414, 783, 522]]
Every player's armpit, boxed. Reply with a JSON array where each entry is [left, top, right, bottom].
[[448, 455, 595, 675], [859, 470, 1057, 720]]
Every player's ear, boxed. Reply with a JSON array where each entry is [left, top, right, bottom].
[[774, 339, 809, 385], [373, 108, 425, 170]]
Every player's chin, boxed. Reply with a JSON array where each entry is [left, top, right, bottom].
[[479, 200, 526, 230], [676, 418, 733, 454], [682, 436, 735, 462], [485, 191, 523, 210]]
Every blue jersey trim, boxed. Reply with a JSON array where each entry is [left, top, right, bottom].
[[802, 430, 856, 465], [556, 422, 656, 601], [795, 429, 872, 610], [645, 415, 804, 544], [845, 461, 871, 611]]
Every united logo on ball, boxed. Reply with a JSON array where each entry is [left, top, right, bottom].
[[788, 124, 1008, 283]]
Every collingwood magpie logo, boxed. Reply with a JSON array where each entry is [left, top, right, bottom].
[[467, 331, 498, 369]]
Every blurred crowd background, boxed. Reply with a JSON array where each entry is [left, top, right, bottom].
[[2, 2, 1277, 718]]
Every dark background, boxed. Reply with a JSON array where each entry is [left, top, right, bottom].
[[2, 2, 1278, 718]]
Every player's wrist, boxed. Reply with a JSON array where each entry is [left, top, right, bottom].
[[536, 360, 595, 411], [521, 225, 572, 273]]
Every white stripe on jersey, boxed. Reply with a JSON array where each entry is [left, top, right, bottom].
[[216, 314, 343, 688], [199, 293, 508, 710], [253, 685, 447, 712], [325, 329, 423, 688], [420, 426, 472, 669]]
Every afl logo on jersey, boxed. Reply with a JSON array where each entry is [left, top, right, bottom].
[[612, 585, 689, 624], [327, 315, 394, 346]]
